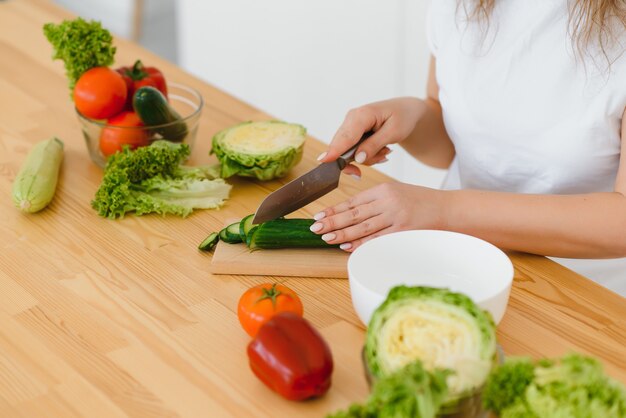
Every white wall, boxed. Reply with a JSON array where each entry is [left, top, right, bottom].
[[52, 0, 178, 63], [177, 0, 447, 188]]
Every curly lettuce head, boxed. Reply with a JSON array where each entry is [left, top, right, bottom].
[[365, 286, 497, 406], [211, 121, 306, 180]]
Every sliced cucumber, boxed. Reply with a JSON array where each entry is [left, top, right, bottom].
[[219, 222, 243, 244], [239, 214, 257, 241], [198, 232, 219, 251]]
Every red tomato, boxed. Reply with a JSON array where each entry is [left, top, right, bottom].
[[116, 60, 168, 108], [74, 67, 127, 119], [99, 111, 150, 157], [238, 283, 304, 337]]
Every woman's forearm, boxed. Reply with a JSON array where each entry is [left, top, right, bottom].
[[442, 189, 626, 258], [400, 97, 455, 169]]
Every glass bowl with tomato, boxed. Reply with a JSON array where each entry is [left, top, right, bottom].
[[74, 62, 203, 167]]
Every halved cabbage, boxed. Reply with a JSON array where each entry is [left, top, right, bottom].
[[211, 121, 306, 180], [365, 286, 497, 404]]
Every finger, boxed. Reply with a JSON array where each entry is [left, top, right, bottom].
[[342, 163, 362, 178], [365, 148, 392, 166], [320, 214, 390, 245], [320, 107, 378, 162], [351, 122, 397, 165], [339, 226, 395, 252], [310, 201, 379, 235], [312, 187, 380, 222]]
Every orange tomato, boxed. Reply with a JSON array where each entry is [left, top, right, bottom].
[[74, 67, 127, 119], [99, 111, 150, 157], [238, 283, 304, 337]]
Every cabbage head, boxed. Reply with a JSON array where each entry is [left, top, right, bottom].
[[211, 121, 306, 180], [365, 286, 497, 407]]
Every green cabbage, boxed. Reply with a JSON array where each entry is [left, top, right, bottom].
[[365, 286, 497, 406], [211, 121, 306, 180]]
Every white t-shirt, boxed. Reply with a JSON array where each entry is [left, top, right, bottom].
[[427, 0, 626, 295]]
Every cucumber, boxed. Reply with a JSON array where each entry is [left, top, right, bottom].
[[219, 222, 243, 243], [246, 226, 258, 247], [246, 218, 335, 250], [198, 232, 219, 251], [133, 86, 188, 142], [12, 137, 64, 213], [239, 214, 257, 241]]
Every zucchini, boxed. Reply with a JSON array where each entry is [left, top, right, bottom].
[[239, 214, 257, 241], [198, 232, 219, 251], [12, 137, 64, 213], [219, 222, 243, 243], [246, 218, 335, 250], [133, 86, 188, 142]]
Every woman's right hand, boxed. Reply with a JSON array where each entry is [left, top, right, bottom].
[[318, 97, 425, 177]]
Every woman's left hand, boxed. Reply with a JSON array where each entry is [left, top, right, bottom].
[[310, 182, 446, 252]]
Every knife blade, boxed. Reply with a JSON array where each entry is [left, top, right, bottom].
[[252, 131, 373, 224]]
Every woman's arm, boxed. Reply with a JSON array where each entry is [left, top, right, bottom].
[[312, 108, 626, 258], [442, 107, 626, 258], [318, 56, 454, 173], [399, 56, 455, 169]]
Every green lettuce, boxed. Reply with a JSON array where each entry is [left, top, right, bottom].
[[483, 354, 626, 418], [92, 141, 231, 219], [43, 17, 116, 92], [327, 361, 450, 418]]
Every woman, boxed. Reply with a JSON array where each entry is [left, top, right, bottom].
[[311, 0, 626, 295]]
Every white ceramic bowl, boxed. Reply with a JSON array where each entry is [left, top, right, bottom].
[[347, 230, 514, 326]]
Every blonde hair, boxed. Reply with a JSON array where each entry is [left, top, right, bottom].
[[465, 0, 626, 65]]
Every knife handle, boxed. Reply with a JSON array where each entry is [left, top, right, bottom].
[[337, 130, 375, 169]]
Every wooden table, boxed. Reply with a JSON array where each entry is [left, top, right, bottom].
[[1, 1, 625, 417]]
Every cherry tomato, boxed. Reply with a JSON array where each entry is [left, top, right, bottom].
[[238, 283, 304, 337], [99, 111, 150, 157], [74, 67, 127, 119], [116, 60, 168, 108]]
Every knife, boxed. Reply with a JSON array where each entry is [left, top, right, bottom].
[[252, 131, 374, 224]]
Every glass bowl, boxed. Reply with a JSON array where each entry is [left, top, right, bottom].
[[361, 346, 505, 418], [76, 82, 203, 168]]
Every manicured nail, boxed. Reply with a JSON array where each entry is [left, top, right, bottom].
[[351, 174, 361, 181], [310, 222, 323, 232], [340, 243, 353, 250], [355, 151, 367, 164], [313, 212, 326, 221], [378, 158, 389, 164], [317, 152, 327, 161], [322, 233, 336, 242]]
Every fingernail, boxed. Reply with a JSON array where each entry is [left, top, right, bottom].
[[313, 212, 326, 221], [322, 233, 336, 242], [355, 151, 367, 164], [386, 149, 393, 155], [351, 174, 361, 181], [310, 222, 323, 232], [378, 158, 389, 164], [317, 152, 327, 161], [340, 243, 353, 250]]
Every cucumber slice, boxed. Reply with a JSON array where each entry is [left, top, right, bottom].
[[198, 232, 219, 251], [219, 222, 243, 243], [239, 214, 257, 241]]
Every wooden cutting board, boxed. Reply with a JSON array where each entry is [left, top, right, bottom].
[[209, 240, 349, 278]]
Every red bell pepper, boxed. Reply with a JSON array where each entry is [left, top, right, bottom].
[[117, 60, 168, 108], [247, 312, 333, 401]]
